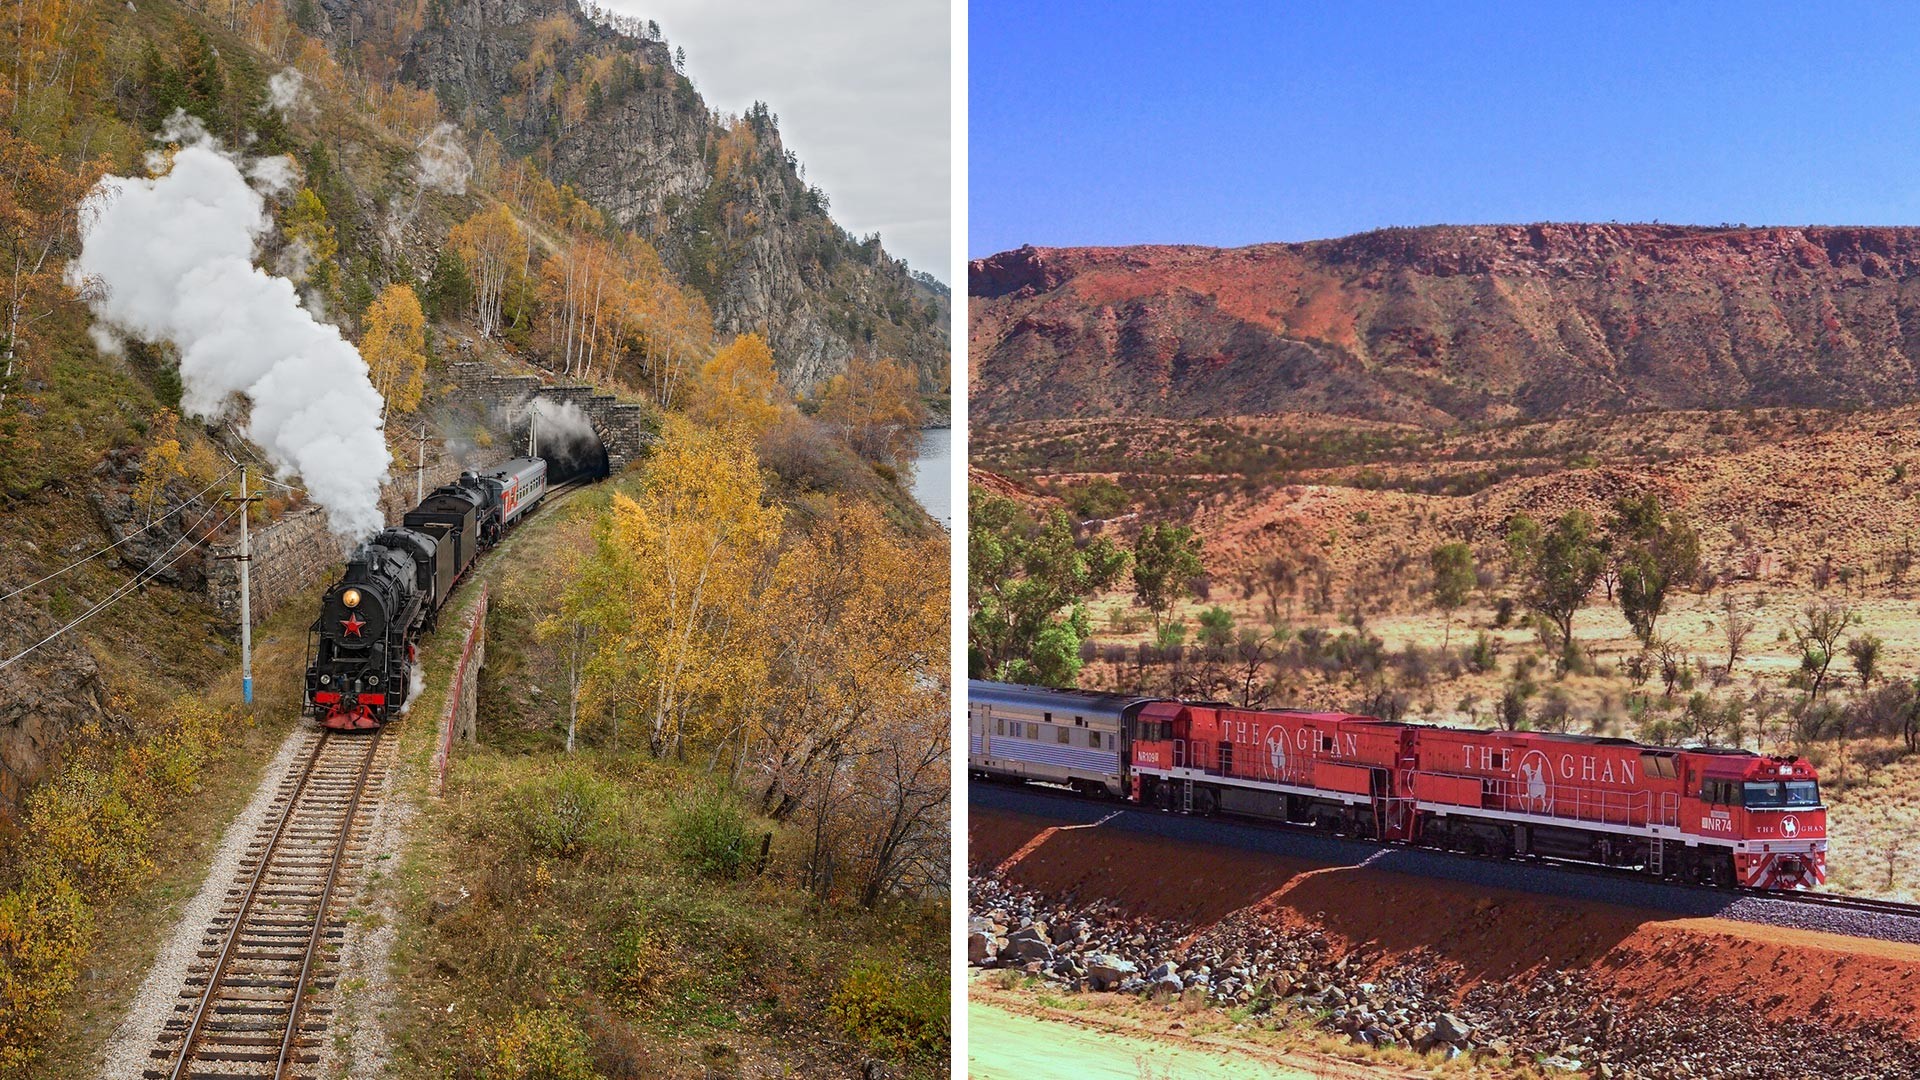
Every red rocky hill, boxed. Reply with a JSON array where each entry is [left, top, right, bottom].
[[969, 224, 1920, 424]]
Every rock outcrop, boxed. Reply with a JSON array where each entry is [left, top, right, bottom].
[[317, 0, 948, 393], [970, 225, 1920, 424]]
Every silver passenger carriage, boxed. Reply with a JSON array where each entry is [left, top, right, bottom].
[[967, 680, 1154, 797]]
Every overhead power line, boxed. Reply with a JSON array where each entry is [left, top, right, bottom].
[[0, 464, 238, 603], [0, 500, 241, 673]]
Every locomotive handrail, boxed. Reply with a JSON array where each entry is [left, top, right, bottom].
[[1413, 768, 1667, 828]]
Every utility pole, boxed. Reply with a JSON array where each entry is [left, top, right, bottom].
[[411, 424, 430, 502], [223, 466, 264, 706]]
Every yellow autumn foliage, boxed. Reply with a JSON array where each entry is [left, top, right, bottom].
[[561, 415, 781, 759], [691, 332, 784, 438], [361, 283, 428, 415], [0, 702, 225, 1076]]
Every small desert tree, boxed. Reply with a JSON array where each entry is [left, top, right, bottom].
[[1429, 541, 1475, 648], [1132, 522, 1204, 634], [1790, 599, 1857, 704], [1848, 632, 1883, 690], [1720, 592, 1756, 670], [968, 488, 1129, 686], [1506, 511, 1605, 671], [1610, 492, 1701, 647]]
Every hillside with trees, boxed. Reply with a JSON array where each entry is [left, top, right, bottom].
[[0, 1, 947, 1075]]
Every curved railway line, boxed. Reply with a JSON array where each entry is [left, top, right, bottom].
[[147, 728, 392, 1079]]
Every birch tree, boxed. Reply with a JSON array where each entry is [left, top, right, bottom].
[[565, 415, 780, 758]]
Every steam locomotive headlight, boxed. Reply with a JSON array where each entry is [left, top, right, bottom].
[[342, 588, 362, 608], [320, 675, 330, 685]]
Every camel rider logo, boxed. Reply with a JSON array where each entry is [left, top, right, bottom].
[[1518, 749, 1555, 813], [1267, 729, 1289, 779], [1781, 815, 1800, 838]]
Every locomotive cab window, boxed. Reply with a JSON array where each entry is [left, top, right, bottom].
[[1743, 780, 1820, 808]]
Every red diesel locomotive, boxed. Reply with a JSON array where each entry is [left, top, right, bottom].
[[971, 681, 1826, 890]]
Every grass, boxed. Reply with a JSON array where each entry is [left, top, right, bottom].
[[376, 480, 948, 1079], [385, 748, 947, 1078]]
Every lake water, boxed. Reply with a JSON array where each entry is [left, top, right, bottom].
[[910, 427, 951, 529]]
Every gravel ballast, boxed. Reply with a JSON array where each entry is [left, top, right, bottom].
[[97, 725, 317, 1080]]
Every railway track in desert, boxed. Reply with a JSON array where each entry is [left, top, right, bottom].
[[146, 727, 392, 1080]]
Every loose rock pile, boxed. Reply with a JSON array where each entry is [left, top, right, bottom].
[[968, 874, 1920, 1079]]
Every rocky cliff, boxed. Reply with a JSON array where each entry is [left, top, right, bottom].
[[314, 0, 947, 392], [969, 225, 1920, 424]]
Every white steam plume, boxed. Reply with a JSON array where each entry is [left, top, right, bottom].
[[266, 68, 310, 118], [527, 397, 598, 454], [386, 123, 472, 246], [70, 115, 391, 540], [413, 123, 472, 194]]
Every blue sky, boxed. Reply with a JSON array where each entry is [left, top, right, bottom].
[[969, 2, 1920, 257]]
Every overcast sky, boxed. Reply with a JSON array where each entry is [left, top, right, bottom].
[[599, 1, 950, 282]]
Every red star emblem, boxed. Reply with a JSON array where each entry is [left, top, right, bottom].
[[341, 613, 366, 637]]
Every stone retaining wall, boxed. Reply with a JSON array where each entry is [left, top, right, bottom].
[[205, 362, 653, 629], [206, 448, 507, 628]]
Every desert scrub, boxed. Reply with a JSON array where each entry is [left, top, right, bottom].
[[0, 701, 226, 1077], [827, 958, 946, 1064]]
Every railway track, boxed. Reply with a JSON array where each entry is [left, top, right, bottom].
[[1749, 885, 1920, 920], [147, 728, 391, 1080]]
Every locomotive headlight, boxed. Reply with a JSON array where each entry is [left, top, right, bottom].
[[341, 588, 362, 608]]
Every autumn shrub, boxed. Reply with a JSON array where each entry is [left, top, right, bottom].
[[0, 872, 91, 1075], [505, 766, 625, 863], [481, 1006, 601, 1080], [0, 702, 224, 1078], [758, 413, 867, 495], [825, 958, 946, 1064], [600, 922, 685, 1007], [666, 788, 751, 880]]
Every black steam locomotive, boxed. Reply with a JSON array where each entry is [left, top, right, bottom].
[[304, 458, 547, 730]]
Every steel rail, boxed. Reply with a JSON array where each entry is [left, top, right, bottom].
[[272, 732, 381, 1078], [168, 730, 332, 1080]]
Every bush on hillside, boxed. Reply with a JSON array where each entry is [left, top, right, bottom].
[[481, 1006, 600, 1080], [666, 789, 752, 880], [826, 959, 946, 1063], [506, 766, 624, 863]]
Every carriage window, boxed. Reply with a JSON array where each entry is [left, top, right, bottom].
[[995, 719, 1004, 736], [1057, 727, 1071, 744], [1043, 711, 1052, 723]]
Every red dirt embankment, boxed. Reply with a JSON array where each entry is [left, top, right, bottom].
[[972, 808, 1920, 1039]]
